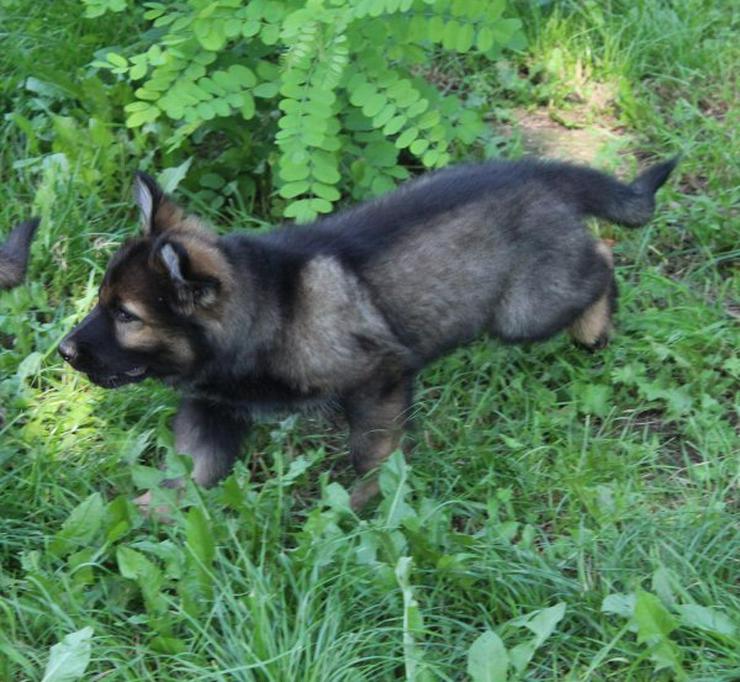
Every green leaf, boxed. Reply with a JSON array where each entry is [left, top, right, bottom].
[[362, 92, 386, 118], [675, 604, 737, 637], [417, 109, 441, 129], [280, 181, 310, 198], [324, 479, 351, 511], [456, 22, 475, 52], [200, 173, 225, 189], [490, 18, 521, 46], [633, 590, 678, 642], [601, 592, 636, 618], [212, 98, 231, 117], [131, 464, 166, 490], [193, 18, 226, 51], [372, 103, 397, 128], [260, 24, 280, 45], [406, 98, 428, 118], [518, 602, 567, 644], [126, 104, 159, 127], [106, 52, 128, 68], [476, 26, 494, 52], [50, 493, 104, 558], [442, 20, 461, 51], [310, 198, 333, 214], [395, 127, 419, 149], [467, 630, 509, 682], [253, 81, 279, 98], [117, 546, 160, 583], [130, 61, 147, 80], [364, 140, 398, 167], [284, 199, 317, 223], [185, 506, 215, 568], [241, 92, 255, 119], [651, 565, 678, 609], [383, 115, 406, 136], [311, 183, 341, 201], [224, 18, 242, 38], [16, 351, 42, 381], [509, 603, 566, 674], [409, 138, 429, 155], [311, 152, 341, 184], [632, 590, 685, 677], [227, 64, 257, 88], [428, 15, 444, 42], [422, 149, 439, 167], [41, 627, 94, 682], [158, 157, 192, 193], [279, 159, 310, 182], [350, 82, 376, 107]]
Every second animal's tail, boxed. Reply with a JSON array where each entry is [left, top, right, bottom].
[[0, 218, 40, 290]]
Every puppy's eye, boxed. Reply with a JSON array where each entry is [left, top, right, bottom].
[[114, 307, 138, 323]]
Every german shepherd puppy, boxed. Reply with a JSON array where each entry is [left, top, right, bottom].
[[59, 158, 676, 508], [0, 219, 39, 291]]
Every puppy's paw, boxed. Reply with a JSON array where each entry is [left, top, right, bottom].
[[133, 490, 175, 523], [573, 332, 611, 352], [349, 477, 380, 511]]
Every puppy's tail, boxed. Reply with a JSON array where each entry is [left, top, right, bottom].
[[0, 218, 40, 290], [578, 157, 679, 227]]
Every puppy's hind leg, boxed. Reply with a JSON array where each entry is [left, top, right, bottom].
[[342, 376, 413, 511], [569, 240, 617, 351]]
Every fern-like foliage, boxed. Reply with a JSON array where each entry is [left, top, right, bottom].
[[87, 0, 525, 221]]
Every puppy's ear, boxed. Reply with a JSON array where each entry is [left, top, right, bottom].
[[133, 172, 164, 235], [157, 241, 224, 314], [133, 171, 208, 237]]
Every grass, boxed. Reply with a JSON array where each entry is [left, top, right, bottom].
[[1, 0, 738, 680]]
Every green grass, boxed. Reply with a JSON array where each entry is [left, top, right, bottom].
[[1, 1, 738, 680]]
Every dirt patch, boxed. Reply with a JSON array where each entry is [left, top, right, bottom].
[[500, 82, 636, 168]]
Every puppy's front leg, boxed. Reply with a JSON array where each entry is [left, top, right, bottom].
[[343, 377, 412, 510], [135, 398, 250, 514], [172, 398, 250, 487]]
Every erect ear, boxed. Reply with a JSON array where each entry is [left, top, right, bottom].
[[133, 171, 208, 237], [133, 172, 164, 235], [157, 241, 223, 314]]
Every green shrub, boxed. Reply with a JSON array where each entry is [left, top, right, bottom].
[[86, 0, 525, 221]]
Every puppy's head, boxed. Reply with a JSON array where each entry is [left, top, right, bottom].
[[59, 173, 234, 388]]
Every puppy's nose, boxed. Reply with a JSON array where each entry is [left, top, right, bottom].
[[58, 338, 78, 363]]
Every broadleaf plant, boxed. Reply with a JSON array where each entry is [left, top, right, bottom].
[[85, 0, 525, 221]]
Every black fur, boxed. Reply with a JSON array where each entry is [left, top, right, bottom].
[[0, 219, 39, 291]]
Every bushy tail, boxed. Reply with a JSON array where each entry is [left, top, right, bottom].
[[581, 157, 679, 227], [0, 218, 40, 290]]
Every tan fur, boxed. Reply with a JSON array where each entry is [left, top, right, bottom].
[[568, 294, 613, 345], [119, 300, 149, 322], [175, 234, 235, 295], [151, 199, 212, 237], [568, 239, 615, 346], [274, 256, 407, 392]]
